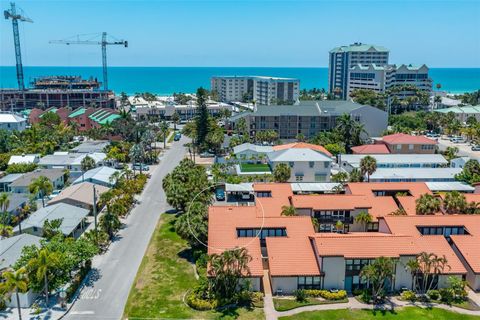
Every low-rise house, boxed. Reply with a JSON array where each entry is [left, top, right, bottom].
[[350, 144, 390, 154], [267, 148, 332, 182], [0, 234, 42, 307], [0, 173, 23, 192], [14, 203, 89, 239], [338, 154, 448, 173], [9, 169, 65, 195], [368, 167, 461, 182], [73, 166, 120, 187], [38, 152, 106, 177], [450, 157, 470, 169], [48, 182, 109, 211], [7, 154, 40, 166], [373, 133, 437, 154], [233, 143, 273, 160], [435, 105, 480, 123], [70, 140, 109, 154], [4, 193, 29, 216], [0, 112, 27, 132], [425, 181, 475, 193]]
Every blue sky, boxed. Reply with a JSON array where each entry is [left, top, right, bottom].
[[1, 0, 479, 67]]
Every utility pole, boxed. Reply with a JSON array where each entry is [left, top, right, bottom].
[[93, 184, 98, 233], [4, 2, 33, 90]]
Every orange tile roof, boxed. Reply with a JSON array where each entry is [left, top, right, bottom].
[[208, 205, 318, 277], [450, 235, 480, 273], [253, 183, 293, 217], [380, 215, 480, 237], [272, 142, 333, 157], [351, 144, 390, 154], [381, 133, 437, 145], [345, 182, 432, 219], [311, 233, 466, 274], [291, 194, 371, 211]]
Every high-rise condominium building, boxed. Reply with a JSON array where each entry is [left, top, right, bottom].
[[211, 76, 300, 105], [348, 64, 432, 95], [328, 43, 389, 99]]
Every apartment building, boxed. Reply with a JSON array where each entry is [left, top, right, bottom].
[[338, 154, 447, 173], [374, 133, 438, 154], [208, 182, 476, 294], [230, 100, 388, 139], [211, 76, 300, 105], [329, 43, 389, 99], [347, 64, 432, 96]]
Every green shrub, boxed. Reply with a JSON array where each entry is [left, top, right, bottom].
[[440, 288, 455, 304], [252, 291, 263, 303], [186, 292, 217, 310], [294, 289, 307, 302], [302, 289, 347, 300], [0, 299, 6, 311], [6, 163, 37, 174], [427, 289, 440, 300], [360, 290, 372, 304], [353, 289, 364, 296], [401, 290, 417, 302]]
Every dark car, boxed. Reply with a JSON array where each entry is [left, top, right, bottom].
[[174, 132, 182, 141], [215, 188, 225, 201]]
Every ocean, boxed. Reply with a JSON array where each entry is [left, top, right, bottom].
[[1, 66, 479, 95]]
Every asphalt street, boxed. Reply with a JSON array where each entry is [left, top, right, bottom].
[[65, 136, 188, 319]]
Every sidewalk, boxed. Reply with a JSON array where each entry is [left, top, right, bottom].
[[264, 295, 480, 319]]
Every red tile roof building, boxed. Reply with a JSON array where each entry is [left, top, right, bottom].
[[207, 182, 478, 294], [374, 133, 437, 154]]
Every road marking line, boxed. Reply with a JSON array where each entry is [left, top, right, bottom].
[[70, 311, 95, 315]]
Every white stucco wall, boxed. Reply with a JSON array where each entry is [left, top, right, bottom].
[[271, 277, 298, 294], [270, 161, 332, 183], [395, 256, 416, 290], [322, 257, 346, 290], [6, 290, 38, 308]]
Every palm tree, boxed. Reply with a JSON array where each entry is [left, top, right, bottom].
[[81, 155, 96, 182], [281, 205, 297, 216], [99, 210, 121, 240], [348, 168, 364, 182], [360, 156, 377, 182], [0, 267, 28, 320], [171, 112, 180, 131], [416, 194, 441, 215], [159, 121, 169, 149], [405, 258, 420, 291], [354, 211, 372, 231], [360, 257, 396, 302], [335, 220, 344, 233], [273, 163, 291, 183], [0, 224, 13, 238], [408, 252, 450, 294], [28, 248, 60, 306], [443, 191, 467, 214], [28, 176, 53, 208], [129, 143, 145, 174], [0, 192, 10, 213]]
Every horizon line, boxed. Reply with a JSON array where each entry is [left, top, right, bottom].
[[1, 65, 480, 69]]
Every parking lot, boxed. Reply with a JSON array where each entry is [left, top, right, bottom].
[[437, 136, 480, 160]]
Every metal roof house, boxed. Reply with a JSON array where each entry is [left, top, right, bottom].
[[73, 166, 120, 187], [338, 154, 448, 173], [368, 168, 462, 182], [0, 113, 27, 132], [14, 203, 89, 239], [0, 234, 42, 270], [7, 154, 40, 166]]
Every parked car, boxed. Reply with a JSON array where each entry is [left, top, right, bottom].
[[200, 152, 215, 158], [174, 132, 182, 141], [452, 137, 466, 144], [132, 163, 150, 171], [472, 145, 480, 151], [48, 190, 61, 200], [215, 188, 225, 201]]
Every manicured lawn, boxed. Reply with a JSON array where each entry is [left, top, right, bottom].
[[279, 307, 480, 320], [273, 297, 348, 311], [240, 162, 271, 173], [123, 213, 264, 319]]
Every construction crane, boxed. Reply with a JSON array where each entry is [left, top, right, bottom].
[[50, 32, 128, 91], [4, 2, 33, 91]]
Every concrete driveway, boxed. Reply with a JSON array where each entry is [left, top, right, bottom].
[[65, 136, 188, 319]]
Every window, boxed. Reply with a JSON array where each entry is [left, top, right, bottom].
[[237, 228, 287, 238], [297, 276, 322, 290], [408, 144, 414, 150], [309, 161, 314, 168], [256, 191, 272, 198], [396, 144, 401, 150], [289, 162, 294, 168], [295, 175, 303, 182]]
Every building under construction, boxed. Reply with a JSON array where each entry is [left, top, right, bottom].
[[0, 76, 116, 111]]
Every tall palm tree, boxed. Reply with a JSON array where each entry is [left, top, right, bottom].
[[129, 143, 145, 174], [0, 267, 28, 320], [28, 248, 60, 306], [171, 112, 180, 131], [159, 121, 169, 149], [416, 194, 441, 215], [0, 192, 10, 213], [28, 176, 53, 208], [81, 155, 96, 182], [354, 211, 372, 231], [360, 156, 377, 182]]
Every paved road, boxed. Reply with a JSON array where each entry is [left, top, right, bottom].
[[66, 137, 188, 319]]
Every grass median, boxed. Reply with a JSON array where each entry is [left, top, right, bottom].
[[123, 213, 264, 319]]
